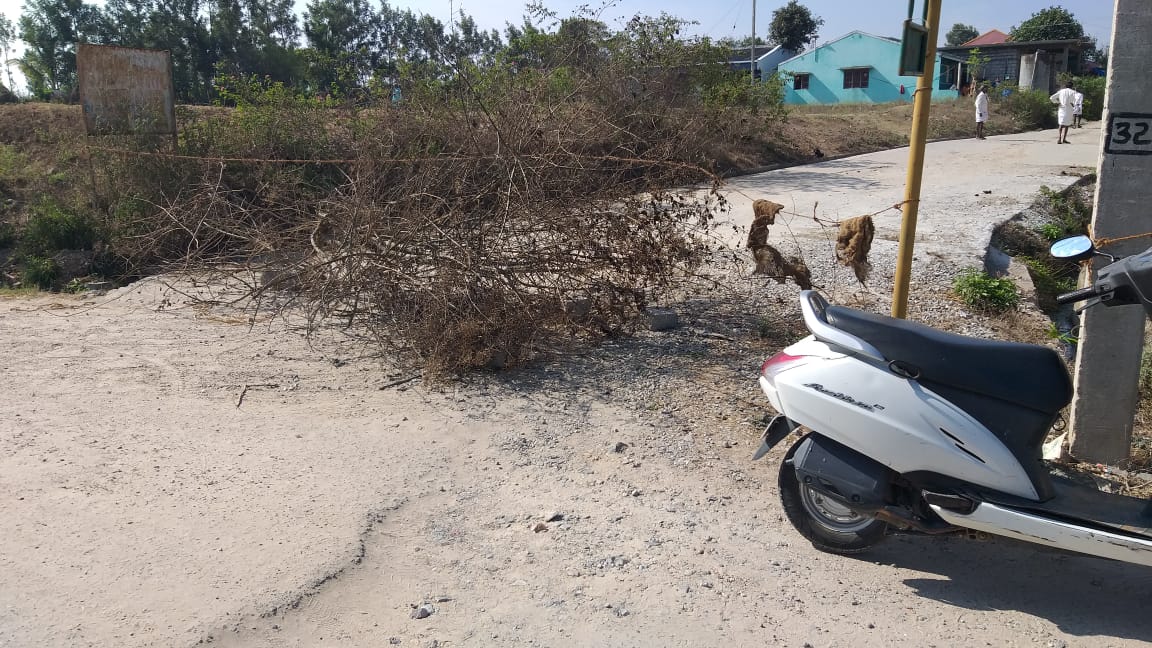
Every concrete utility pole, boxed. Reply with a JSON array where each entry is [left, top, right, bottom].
[[891, 0, 942, 319], [1067, 0, 1152, 464]]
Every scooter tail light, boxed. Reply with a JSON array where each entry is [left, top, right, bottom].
[[760, 352, 813, 384]]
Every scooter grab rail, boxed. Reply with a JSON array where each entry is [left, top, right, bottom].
[[1055, 285, 1101, 305], [798, 290, 886, 363]]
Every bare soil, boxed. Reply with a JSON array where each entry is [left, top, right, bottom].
[[3, 262, 1152, 648]]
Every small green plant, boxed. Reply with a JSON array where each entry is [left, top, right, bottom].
[[953, 268, 1019, 312], [1023, 256, 1076, 296], [1045, 321, 1078, 345], [757, 316, 774, 339], [1037, 222, 1064, 241], [22, 255, 57, 289], [63, 277, 87, 293], [1037, 184, 1092, 239]]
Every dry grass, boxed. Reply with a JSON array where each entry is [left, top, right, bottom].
[[0, 97, 1026, 178]]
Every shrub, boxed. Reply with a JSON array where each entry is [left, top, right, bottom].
[[20, 199, 99, 256], [22, 255, 57, 288], [0, 220, 15, 248], [1003, 88, 1057, 130], [1073, 75, 1105, 121], [953, 268, 1019, 312], [702, 71, 788, 118]]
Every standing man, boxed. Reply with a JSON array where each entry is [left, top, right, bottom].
[[1072, 86, 1085, 128], [1051, 81, 1077, 143], [974, 84, 989, 140]]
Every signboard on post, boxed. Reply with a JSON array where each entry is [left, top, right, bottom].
[[899, 19, 929, 76], [76, 43, 177, 137]]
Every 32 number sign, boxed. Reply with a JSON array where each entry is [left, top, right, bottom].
[[1106, 113, 1152, 155]]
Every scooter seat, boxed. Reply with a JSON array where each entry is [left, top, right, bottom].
[[825, 305, 1073, 414]]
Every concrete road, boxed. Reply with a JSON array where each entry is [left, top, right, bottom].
[[713, 125, 1100, 265]]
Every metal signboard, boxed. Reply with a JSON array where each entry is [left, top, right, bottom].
[[77, 43, 176, 136], [899, 20, 929, 76]]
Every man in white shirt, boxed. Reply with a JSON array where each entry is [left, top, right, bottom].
[[1051, 81, 1077, 143], [1072, 88, 1085, 128], [974, 84, 989, 140]]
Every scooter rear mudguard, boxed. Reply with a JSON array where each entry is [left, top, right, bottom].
[[761, 336, 1039, 500]]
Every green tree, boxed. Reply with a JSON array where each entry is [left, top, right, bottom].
[[768, 0, 823, 52], [100, 0, 215, 102], [966, 47, 990, 81], [302, 0, 383, 91], [945, 23, 979, 46], [1010, 6, 1084, 42], [0, 14, 17, 93], [208, 0, 301, 83], [504, 16, 606, 73], [1010, 6, 1099, 69], [17, 0, 107, 99]]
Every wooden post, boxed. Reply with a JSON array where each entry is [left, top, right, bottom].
[[891, 0, 942, 319]]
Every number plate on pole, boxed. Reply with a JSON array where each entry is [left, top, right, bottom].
[[1105, 112, 1152, 155]]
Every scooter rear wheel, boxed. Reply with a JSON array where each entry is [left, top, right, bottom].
[[778, 435, 889, 554]]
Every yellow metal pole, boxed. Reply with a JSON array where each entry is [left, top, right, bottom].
[[891, 0, 942, 319]]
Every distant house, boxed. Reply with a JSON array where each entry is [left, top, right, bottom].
[[938, 37, 1086, 94], [961, 29, 1010, 47], [777, 31, 959, 105], [727, 45, 798, 80]]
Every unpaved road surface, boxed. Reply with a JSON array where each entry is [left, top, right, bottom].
[[4, 126, 1152, 648], [713, 126, 1099, 267]]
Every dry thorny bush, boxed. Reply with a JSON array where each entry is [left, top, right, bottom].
[[95, 70, 731, 374]]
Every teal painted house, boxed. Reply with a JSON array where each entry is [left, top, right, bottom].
[[778, 31, 961, 105]]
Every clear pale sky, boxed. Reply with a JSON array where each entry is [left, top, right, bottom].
[[0, 0, 1119, 92]]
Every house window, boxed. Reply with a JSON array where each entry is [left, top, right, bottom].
[[843, 68, 870, 89], [793, 73, 810, 90]]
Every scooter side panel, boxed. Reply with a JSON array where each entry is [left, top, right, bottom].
[[773, 350, 1039, 500], [931, 503, 1152, 567]]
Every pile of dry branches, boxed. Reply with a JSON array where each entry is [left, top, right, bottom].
[[96, 73, 725, 374]]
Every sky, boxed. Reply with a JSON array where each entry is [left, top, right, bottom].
[[0, 0, 1119, 93]]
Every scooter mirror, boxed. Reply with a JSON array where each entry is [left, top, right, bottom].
[[1050, 235, 1096, 261]]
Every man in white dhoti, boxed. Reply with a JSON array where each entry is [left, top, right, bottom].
[[1072, 88, 1084, 128], [974, 84, 989, 140], [1051, 81, 1077, 144]]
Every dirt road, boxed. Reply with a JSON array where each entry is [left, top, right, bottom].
[[712, 127, 1099, 267], [3, 266, 1152, 648]]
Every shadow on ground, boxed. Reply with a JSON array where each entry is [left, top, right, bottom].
[[868, 533, 1152, 642]]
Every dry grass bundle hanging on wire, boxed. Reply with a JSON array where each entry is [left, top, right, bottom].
[[836, 215, 874, 285], [745, 199, 811, 289], [746, 199, 783, 250], [752, 245, 813, 289]]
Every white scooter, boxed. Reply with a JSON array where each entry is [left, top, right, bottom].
[[753, 235, 1152, 566]]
